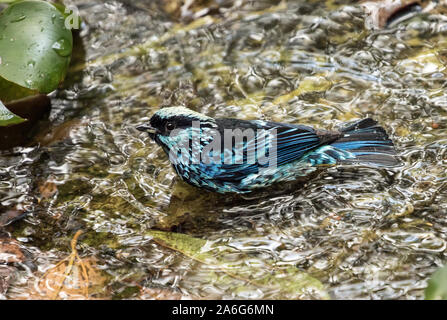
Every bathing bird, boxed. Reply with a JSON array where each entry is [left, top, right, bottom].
[[136, 107, 397, 193]]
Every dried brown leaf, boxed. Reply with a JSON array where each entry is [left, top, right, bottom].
[[361, 0, 421, 28], [0, 238, 26, 264], [38, 181, 58, 200], [0, 266, 15, 296], [32, 231, 107, 300], [0, 209, 26, 227]]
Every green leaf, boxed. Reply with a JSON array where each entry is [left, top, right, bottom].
[[146, 230, 330, 299], [0, 76, 37, 103], [0, 100, 26, 126], [0, 0, 73, 101], [425, 265, 447, 300]]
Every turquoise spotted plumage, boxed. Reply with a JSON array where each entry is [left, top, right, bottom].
[[137, 107, 398, 193]]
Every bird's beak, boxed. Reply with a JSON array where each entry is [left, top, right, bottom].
[[136, 124, 157, 134]]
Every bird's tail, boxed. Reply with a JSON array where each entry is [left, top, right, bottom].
[[329, 118, 398, 166]]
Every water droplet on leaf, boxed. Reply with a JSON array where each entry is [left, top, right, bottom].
[[52, 38, 71, 57], [11, 15, 26, 23], [25, 79, 34, 87]]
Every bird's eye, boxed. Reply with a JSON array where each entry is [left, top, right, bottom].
[[165, 121, 176, 131]]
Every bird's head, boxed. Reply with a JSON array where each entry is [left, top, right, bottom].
[[136, 106, 217, 152]]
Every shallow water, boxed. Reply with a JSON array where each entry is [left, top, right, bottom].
[[1, 0, 447, 299]]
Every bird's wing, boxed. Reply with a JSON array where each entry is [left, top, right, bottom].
[[204, 119, 332, 182]]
